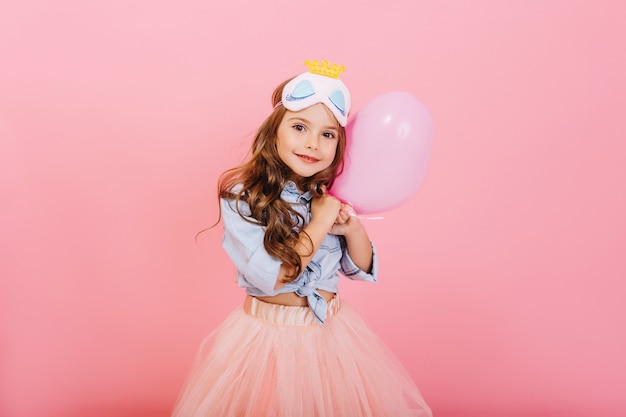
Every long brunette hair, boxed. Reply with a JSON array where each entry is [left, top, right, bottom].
[[218, 78, 347, 282]]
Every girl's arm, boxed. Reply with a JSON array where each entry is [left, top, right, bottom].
[[330, 207, 373, 273], [275, 193, 341, 289]]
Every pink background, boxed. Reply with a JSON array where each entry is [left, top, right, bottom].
[[1, 1, 625, 416]]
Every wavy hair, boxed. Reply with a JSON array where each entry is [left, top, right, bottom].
[[218, 78, 347, 282]]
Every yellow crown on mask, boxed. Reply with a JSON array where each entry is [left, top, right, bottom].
[[304, 60, 345, 79]]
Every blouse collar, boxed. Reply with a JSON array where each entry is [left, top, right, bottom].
[[282, 181, 313, 203]]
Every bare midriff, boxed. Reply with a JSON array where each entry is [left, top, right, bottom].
[[255, 289, 336, 307]]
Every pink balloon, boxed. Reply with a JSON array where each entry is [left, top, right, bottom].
[[331, 91, 433, 214]]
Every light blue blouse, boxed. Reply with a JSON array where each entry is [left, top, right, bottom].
[[221, 181, 379, 324]]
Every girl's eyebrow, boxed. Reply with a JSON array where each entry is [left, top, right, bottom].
[[286, 116, 311, 124]]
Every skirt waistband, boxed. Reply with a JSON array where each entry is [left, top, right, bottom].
[[243, 295, 341, 325]]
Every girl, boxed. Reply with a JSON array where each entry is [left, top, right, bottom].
[[172, 60, 432, 417]]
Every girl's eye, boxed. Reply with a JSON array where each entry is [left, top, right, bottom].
[[323, 131, 336, 139], [293, 124, 305, 131]]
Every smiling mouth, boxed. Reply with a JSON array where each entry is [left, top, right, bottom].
[[296, 154, 320, 163]]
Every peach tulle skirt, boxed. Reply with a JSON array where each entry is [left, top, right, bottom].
[[171, 295, 432, 417]]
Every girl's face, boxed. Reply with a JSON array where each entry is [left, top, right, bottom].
[[276, 103, 340, 180]]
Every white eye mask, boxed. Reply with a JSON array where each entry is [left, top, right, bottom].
[[280, 68, 351, 127]]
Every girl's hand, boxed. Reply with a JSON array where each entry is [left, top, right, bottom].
[[310, 187, 341, 230], [330, 203, 364, 236]]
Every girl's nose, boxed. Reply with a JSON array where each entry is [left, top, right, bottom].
[[305, 134, 319, 150]]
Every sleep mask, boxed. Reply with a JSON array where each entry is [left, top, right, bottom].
[[279, 60, 351, 127]]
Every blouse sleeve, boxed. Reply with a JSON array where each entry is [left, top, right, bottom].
[[339, 239, 379, 283], [220, 198, 282, 295]]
